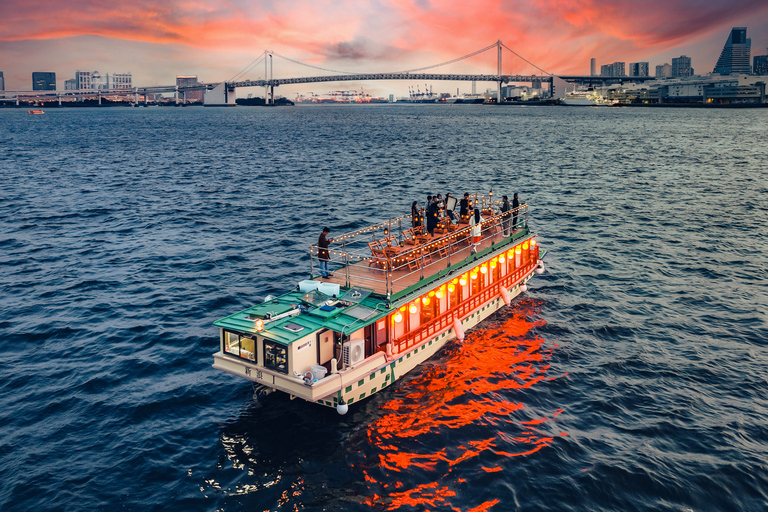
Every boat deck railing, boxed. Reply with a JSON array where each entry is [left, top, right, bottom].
[[309, 203, 531, 300]]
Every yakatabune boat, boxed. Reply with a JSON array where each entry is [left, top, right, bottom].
[[212, 195, 545, 414]]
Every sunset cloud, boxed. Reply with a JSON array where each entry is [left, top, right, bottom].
[[1, 0, 767, 92]]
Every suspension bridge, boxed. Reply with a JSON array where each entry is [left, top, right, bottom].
[[1, 41, 655, 106]]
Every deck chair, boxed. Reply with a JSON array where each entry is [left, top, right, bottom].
[[367, 240, 387, 268]]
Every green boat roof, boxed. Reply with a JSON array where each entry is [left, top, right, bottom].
[[213, 287, 389, 346]]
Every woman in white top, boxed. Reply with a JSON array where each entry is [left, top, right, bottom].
[[469, 208, 483, 253]]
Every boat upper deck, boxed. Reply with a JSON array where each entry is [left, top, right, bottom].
[[312, 203, 533, 302]]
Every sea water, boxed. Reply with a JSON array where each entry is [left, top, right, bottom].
[[1, 105, 767, 511]]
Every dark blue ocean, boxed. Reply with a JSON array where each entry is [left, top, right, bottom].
[[1, 104, 767, 511]]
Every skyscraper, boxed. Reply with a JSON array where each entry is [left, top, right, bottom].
[[0, 71, 4, 91], [177, 75, 203, 103], [655, 63, 672, 77], [629, 62, 649, 77], [590, 58, 596, 76], [600, 62, 626, 77], [671, 56, 693, 77], [713, 27, 751, 75], [32, 72, 56, 90], [754, 52, 768, 75]]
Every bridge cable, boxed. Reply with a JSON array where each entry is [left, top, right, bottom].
[[270, 52, 358, 75], [228, 52, 267, 83], [395, 42, 499, 74], [500, 42, 552, 76]]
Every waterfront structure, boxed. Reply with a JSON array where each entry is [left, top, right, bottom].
[[0, 71, 4, 91], [601, 62, 626, 77], [656, 63, 673, 78], [754, 54, 768, 75], [629, 62, 649, 77], [599, 74, 767, 105], [590, 58, 596, 76], [672, 56, 694, 77], [32, 72, 56, 91], [713, 27, 751, 75], [176, 75, 203, 103], [64, 78, 77, 91]]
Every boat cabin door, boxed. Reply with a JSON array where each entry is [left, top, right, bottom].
[[317, 329, 334, 365]]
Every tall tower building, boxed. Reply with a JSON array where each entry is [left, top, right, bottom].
[[754, 48, 768, 75], [0, 71, 4, 91], [629, 62, 649, 77], [655, 63, 672, 77], [671, 56, 693, 77], [713, 27, 751, 74], [590, 58, 596, 76], [32, 72, 56, 90]]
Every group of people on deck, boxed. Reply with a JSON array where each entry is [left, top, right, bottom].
[[318, 192, 520, 276], [410, 192, 520, 253]]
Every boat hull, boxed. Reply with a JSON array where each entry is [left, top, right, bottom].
[[212, 264, 538, 410]]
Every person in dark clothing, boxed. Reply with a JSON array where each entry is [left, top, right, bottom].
[[318, 227, 333, 278], [426, 197, 439, 236], [445, 193, 456, 222], [512, 193, 520, 231], [459, 193, 470, 222], [501, 195, 511, 236], [411, 201, 422, 228]]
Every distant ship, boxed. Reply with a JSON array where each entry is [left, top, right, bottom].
[[561, 92, 608, 106], [28, 110, 45, 114], [443, 95, 486, 104]]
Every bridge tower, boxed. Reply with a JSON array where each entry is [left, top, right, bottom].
[[497, 40, 502, 104]]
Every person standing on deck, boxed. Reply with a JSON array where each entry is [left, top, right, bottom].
[[512, 193, 520, 233], [469, 208, 484, 254], [411, 201, 422, 228], [459, 193, 470, 222], [501, 195, 511, 237], [445, 193, 456, 223], [426, 196, 439, 236], [318, 227, 333, 278]]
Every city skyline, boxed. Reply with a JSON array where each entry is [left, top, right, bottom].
[[1, 0, 768, 96]]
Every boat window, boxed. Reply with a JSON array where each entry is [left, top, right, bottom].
[[224, 331, 256, 361], [264, 340, 288, 374], [225, 331, 241, 357], [420, 295, 436, 324]]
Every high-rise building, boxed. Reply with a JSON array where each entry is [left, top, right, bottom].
[[111, 73, 132, 89], [600, 62, 626, 77], [590, 58, 596, 76], [0, 71, 4, 91], [629, 62, 649, 77], [671, 56, 694, 77], [176, 75, 203, 103], [64, 78, 77, 90], [655, 63, 673, 77], [76, 70, 91, 90], [32, 72, 56, 90], [75, 70, 111, 90], [713, 27, 751, 75], [754, 52, 768, 75]]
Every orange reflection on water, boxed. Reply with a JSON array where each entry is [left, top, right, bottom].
[[363, 300, 566, 511]]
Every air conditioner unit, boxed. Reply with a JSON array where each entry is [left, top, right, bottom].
[[342, 338, 365, 366]]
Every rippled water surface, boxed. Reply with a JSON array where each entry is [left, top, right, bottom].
[[1, 105, 767, 511]]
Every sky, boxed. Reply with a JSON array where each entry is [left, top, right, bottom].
[[2, 0, 768, 97]]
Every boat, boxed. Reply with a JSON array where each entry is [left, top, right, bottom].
[[443, 94, 486, 104], [212, 195, 545, 414], [28, 110, 45, 114]]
